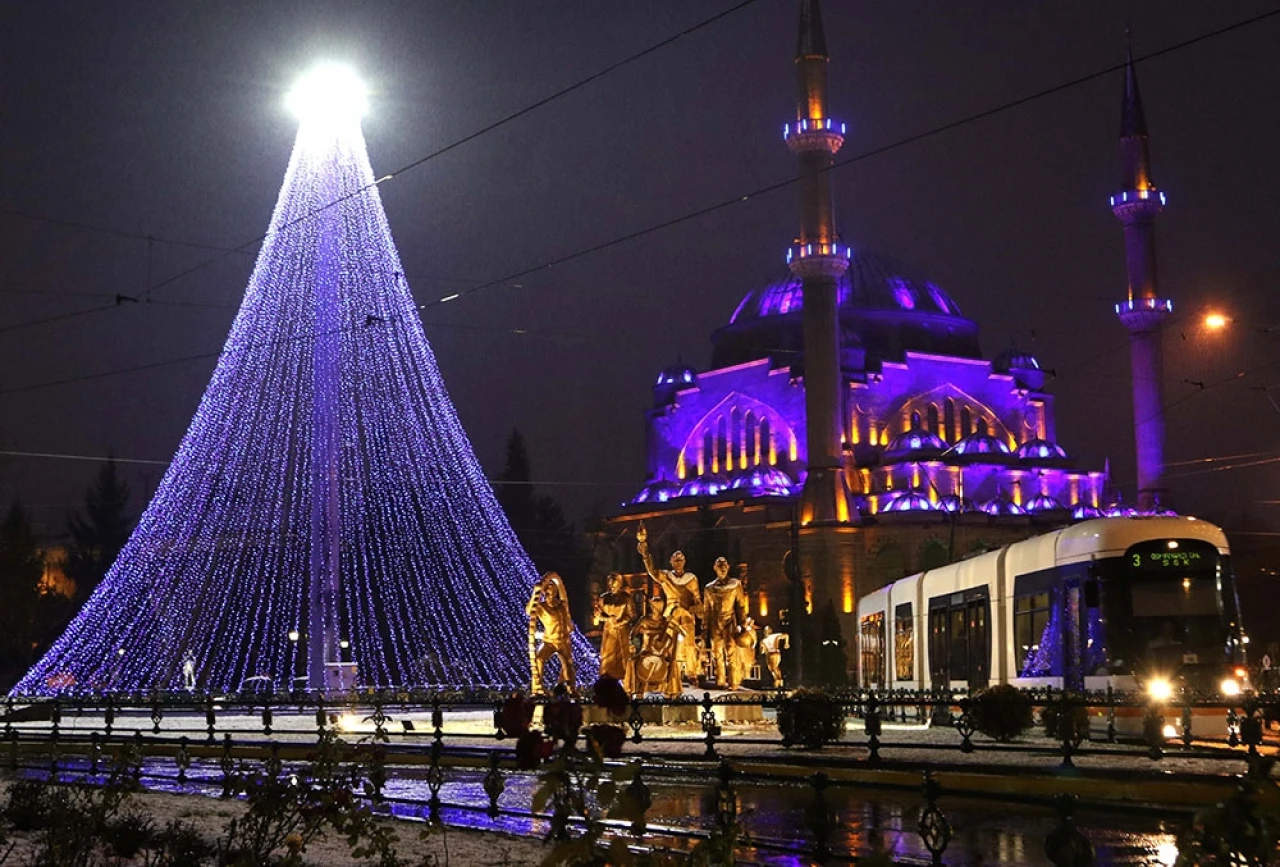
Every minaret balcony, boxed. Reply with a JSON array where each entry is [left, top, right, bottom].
[[1110, 188, 1166, 221], [1115, 296, 1173, 331], [784, 117, 846, 154], [786, 241, 851, 279]]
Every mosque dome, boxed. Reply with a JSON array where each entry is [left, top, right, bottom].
[[938, 495, 976, 513], [881, 490, 935, 513], [982, 496, 1025, 516], [993, 348, 1047, 390], [630, 479, 679, 506], [728, 467, 794, 496], [710, 250, 981, 369], [1016, 438, 1068, 461], [652, 362, 698, 406], [946, 431, 1012, 459], [885, 413, 948, 457], [1072, 504, 1102, 520], [1025, 494, 1066, 512]]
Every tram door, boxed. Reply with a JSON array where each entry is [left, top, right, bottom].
[[928, 588, 991, 689], [1062, 581, 1092, 691]]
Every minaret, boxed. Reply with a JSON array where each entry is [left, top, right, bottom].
[[1111, 35, 1171, 511], [787, 0, 854, 527]]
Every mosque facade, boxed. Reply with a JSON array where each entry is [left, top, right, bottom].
[[590, 1, 1167, 680]]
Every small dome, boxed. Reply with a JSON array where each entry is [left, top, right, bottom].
[[1072, 504, 1102, 519], [881, 490, 935, 513], [938, 495, 976, 513], [678, 473, 731, 499], [982, 496, 1025, 516], [947, 432, 1012, 458], [1025, 494, 1066, 512], [993, 348, 1046, 390], [652, 363, 698, 407], [729, 467, 794, 496], [1103, 503, 1137, 518], [886, 413, 947, 456], [631, 479, 679, 505], [1016, 438, 1068, 461], [993, 348, 1041, 373]]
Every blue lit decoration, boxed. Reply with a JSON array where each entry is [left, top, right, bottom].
[[1071, 504, 1102, 520], [1020, 600, 1061, 677], [1109, 189, 1167, 208], [782, 117, 847, 139], [1114, 297, 1173, 316], [16, 82, 597, 695], [885, 413, 947, 455]]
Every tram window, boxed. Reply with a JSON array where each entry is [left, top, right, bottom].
[[1015, 592, 1053, 676], [860, 612, 886, 688], [894, 603, 914, 680], [949, 607, 967, 678], [1130, 578, 1218, 618]]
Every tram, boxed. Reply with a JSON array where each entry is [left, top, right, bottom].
[[855, 517, 1248, 700]]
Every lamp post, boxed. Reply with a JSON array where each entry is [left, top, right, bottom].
[[1200, 312, 1280, 414]]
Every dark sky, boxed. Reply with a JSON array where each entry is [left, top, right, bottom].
[[2, 1, 1280, 539]]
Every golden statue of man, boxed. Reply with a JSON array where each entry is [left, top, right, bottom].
[[526, 572, 575, 695], [703, 557, 748, 689], [593, 572, 635, 689], [636, 523, 701, 680], [629, 595, 684, 698], [760, 625, 789, 688]]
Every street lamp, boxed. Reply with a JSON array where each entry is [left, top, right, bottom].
[[1204, 312, 1230, 331]]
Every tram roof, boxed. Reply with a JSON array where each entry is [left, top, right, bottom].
[[1054, 516, 1229, 565]]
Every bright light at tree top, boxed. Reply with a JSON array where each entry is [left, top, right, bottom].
[[286, 63, 368, 124]]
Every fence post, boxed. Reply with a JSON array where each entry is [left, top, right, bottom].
[[431, 695, 444, 747], [954, 697, 974, 754], [205, 694, 216, 743], [426, 740, 444, 823], [176, 735, 191, 783], [315, 694, 327, 740], [1105, 685, 1116, 744], [483, 751, 504, 818], [220, 733, 235, 797], [1044, 794, 1095, 866], [261, 697, 273, 736], [151, 693, 163, 735], [713, 760, 737, 836], [865, 693, 882, 766], [628, 697, 645, 744], [701, 693, 721, 760], [918, 770, 951, 867]]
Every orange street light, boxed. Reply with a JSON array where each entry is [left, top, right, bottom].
[[1204, 312, 1231, 331]]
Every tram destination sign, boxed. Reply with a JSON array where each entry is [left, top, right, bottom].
[[1130, 542, 1207, 571]]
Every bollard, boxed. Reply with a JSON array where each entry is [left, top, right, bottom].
[[261, 698, 273, 736], [918, 771, 951, 867]]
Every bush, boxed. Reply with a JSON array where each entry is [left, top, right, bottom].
[[1041, 694, 1090, 745], [3, 779, 53, 831], [968, 684, 1034, 742], [777, 689, 847, 749], [150, 820, 216, 867], [102, 805, 156, 859]]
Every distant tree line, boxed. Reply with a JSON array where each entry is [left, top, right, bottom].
[[0, 459, 133, 690]]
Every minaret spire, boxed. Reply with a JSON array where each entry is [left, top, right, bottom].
[[786, 0, 852, 528], [1111, 30, 1171, 511]]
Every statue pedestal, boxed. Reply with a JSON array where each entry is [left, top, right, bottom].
[[717, 703, 764, 723], [583, 704, 700, 725]]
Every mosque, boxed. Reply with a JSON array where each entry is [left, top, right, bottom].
[[592, 0, 1171, 679]]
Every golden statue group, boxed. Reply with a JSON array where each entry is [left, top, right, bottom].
[[527, 522, 781, 698]]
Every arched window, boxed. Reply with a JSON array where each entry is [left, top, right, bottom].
[[744, 411, 758, 466], [702, 430, 713, 475], [960, 406, 972, 438], [761, 417, 774, 465], [926, 405, 940, 435], [730, 407, 741, 471], [976, 417, 989, 437], [718, 416, 730, 472], [944, 398, 956, 443]]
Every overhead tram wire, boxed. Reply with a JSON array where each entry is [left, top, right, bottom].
[[416, 6, 1280, 313], [3, 8, 1280, 397]]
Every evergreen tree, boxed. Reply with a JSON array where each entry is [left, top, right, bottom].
[[65, 459, 133, 602], [494, 429, 588, 620], [0, 500, 45, 688]]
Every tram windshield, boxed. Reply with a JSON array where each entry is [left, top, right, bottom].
[[1109, 539, 1240, 675]]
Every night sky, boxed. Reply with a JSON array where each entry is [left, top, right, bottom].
[[2, 1, 1280, 542]]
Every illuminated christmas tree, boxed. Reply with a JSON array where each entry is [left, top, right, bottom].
[[16, 66, 597, 695]]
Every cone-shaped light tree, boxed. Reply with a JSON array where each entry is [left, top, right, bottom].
[[16, 65, 597, 695]]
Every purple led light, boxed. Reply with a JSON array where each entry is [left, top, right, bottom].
[[17, 112, 597, 695], [890, 278, 915, 310]]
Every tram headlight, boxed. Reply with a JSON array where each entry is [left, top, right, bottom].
[[1220, 678, 1242, 697], [1147, 677, 1174, 702]]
